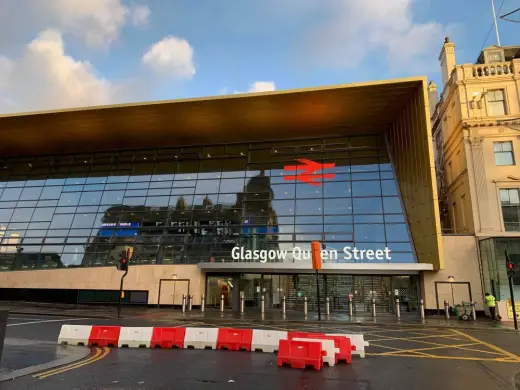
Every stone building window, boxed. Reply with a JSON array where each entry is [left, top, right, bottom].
[[487, 89, 506, 116], [494, 141, 514, 166], [500, 188, 520, 231]]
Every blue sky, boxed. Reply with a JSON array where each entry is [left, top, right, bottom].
[[0, 0, 518, 113]]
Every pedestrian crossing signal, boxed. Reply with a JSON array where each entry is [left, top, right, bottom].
[[507, 262, 515, 278]]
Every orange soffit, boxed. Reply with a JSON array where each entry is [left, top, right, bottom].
[[284, 159, 335, 186], [311, 241, 322, 270]]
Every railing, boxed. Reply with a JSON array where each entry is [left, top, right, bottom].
[[472, 62, 514, 77]]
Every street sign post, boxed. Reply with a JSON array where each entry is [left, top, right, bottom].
[[311, 241, 322, 321], [505, 250, 518, 330]]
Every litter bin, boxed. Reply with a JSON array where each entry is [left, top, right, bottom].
[[0, 311, 7, 363]]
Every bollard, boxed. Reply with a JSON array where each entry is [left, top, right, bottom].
[[201, 294, 205, 313], [220, 294, 224, 312], [471, 301, 477, 321], [240, 291, 245, 314], [182, 294, 186, 313], [326, 297, 330, 316], [419, 299, 425, 320], [395, 298, 401, 319], [282, 295, 286, 316], [348, 296, 353, 318], [444, 300, 450, 320], [261, 294, 265, 314], [371, 298, 376, 317], [304, 296, 308, 316], [188, 295, 193, 311]]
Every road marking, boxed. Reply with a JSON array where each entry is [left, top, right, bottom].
[[34, 347, 110, 379], [367, 333, 454, 342], [7, 318, 87, 327], [380, 342, 480, 356], [367, 352, 520, 363], [451, 329, 520, 362]]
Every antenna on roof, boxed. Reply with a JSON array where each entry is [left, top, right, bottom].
[[500, 7, 520, 23], [491, 0, 502, 45]]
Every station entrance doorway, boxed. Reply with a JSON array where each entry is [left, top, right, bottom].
[[205, 273, 419, 313]]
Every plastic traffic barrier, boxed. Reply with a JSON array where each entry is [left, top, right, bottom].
[[151, 327, 186, 349], [326, 333, 368, 358], [277, 339, 324, 371], [251, 330, 288, 353], [118, 327, 154, 348], [184, 327, 219, 349], [58, 325, 93, 346], [293, 337, 338, 366], [287, 331, 325, 340], [297, 334, 355, 364], [88, 326, 122, 347], [217, 328, 253, 351]]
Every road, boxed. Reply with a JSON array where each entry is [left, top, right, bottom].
[[1, 313, 520, 389]]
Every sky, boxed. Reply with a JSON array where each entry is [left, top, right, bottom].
[[0, 0, 518, 114]]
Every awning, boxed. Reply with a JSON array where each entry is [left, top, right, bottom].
[[198, 262, 434, 275]]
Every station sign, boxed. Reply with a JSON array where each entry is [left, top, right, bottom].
[[231, 245, 392, 263]]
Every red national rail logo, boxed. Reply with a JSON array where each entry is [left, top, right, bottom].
[[283, 159, 335, 186]]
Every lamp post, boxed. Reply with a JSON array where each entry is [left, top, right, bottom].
[[448, 276, 455, 308]]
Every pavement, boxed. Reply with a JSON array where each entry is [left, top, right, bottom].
[[0, 301, 515, 331], [0, 307, 520, 389]]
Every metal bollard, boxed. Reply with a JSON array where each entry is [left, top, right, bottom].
[[261, 294, 265, 314], [326, 297, 330, 316], [282, 295, 286, 316], [182, 294, 186, 313], [220, 294, 224, 312], [188, 295, 193, 311], [419, 299, 425, 320], [444, 300, 450, 319], [471, 301, 477, 321], [371, 298, 376, 317], [240, 291, 245, 314], [348, 296, 353, 318], [304, 296, 308, 316], [201, 294, 205, 313], [395, 298, 401, 319]]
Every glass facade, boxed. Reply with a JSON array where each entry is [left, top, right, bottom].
[[0, 135, 416, 270]]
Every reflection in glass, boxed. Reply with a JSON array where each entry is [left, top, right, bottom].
[[0, 136, 416, 267]]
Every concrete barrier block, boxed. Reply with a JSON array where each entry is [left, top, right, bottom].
[[251, 330, 288, 353], [58, 325, 93, 346], [326, 333, 369, 358], [118, 327, 154, 348], [184, 327, 219, 349]]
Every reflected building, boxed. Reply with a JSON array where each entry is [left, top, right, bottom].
[[82, 170, 280, 266]]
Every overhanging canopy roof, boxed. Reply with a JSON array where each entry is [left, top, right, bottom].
[[0, 77, 425, 157]]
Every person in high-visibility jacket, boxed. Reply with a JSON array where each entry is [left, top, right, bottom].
[[484, 293, 496, 320]]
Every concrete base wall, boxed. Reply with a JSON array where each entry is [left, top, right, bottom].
[[0, 264, 204, 305], [422, 235, 484, 311]]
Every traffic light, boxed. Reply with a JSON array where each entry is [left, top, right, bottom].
[[119, 249, 129, 272], [507, 261, 516, 278]]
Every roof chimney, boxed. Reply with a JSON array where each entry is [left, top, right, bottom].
[[439, 37, 456, 86], [428, 81, 438, 117]]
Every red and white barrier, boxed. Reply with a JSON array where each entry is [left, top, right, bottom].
[[58, 325, 93, 346], [57, 324, 366, 370]]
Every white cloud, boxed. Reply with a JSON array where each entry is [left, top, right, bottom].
[[0, 0, 151, 48], [304, 0, 453, 71], [0, 57, 13, 89], [248, 81, 276, 93], [130, 4, 151, 27], [142, 36, 196, 79], [0, 29, 118, 113], [34, 0, 128, 47], [218, 81, 276, 95]]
